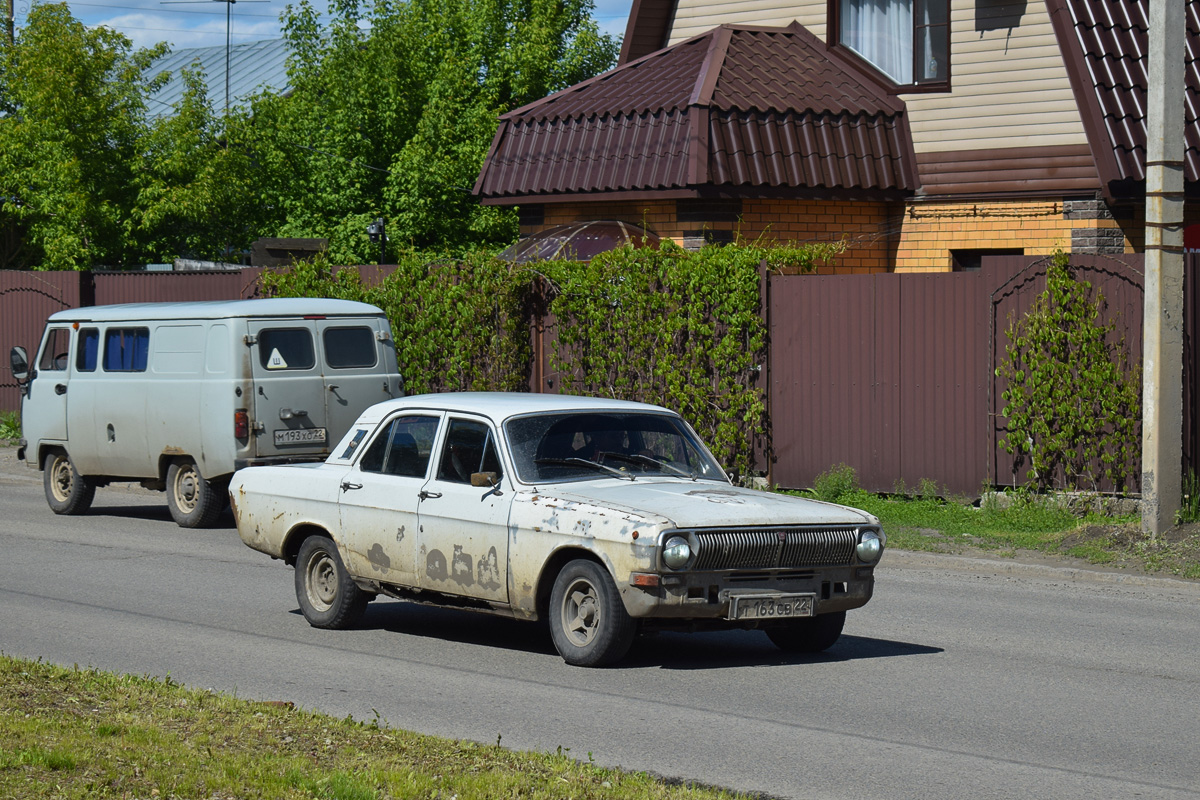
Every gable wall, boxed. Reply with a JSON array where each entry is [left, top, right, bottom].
[[665, 1, 1091, 179]]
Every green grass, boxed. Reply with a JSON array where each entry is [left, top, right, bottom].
[[791, 464, 1200, 579], [0, 655, 746, 800]]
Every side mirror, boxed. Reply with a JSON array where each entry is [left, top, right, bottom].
[[9, 346, 29, 384], [470, 471, 499, 488]]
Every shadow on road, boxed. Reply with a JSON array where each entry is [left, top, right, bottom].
[[79, 503, 238, 529], [317, 601, 944, 668]]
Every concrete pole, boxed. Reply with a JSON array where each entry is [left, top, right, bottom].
[[1141, 0, 1187, 536]]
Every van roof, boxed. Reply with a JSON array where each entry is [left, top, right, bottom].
[[46, 298, 386, 323]]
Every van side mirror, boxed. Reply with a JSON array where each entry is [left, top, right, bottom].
[[9, 346, 29, 384]]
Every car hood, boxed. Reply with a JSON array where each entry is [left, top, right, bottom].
[[539, 479, 877, 529]]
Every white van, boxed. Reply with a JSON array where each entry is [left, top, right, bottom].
[[8, 298, 404, 527]]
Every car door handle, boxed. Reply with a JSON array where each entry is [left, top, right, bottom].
[[55, 384, 66, 395], [418, 490, 442, 500], [340, 481, 362, 493]]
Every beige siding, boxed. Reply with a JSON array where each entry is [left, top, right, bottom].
[[668, 0, 827, 43], [903, 2, 1087, 153], [666, 0, 1088, 153]]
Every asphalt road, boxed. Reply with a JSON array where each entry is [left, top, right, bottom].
[[2, 448, 1198, 800]]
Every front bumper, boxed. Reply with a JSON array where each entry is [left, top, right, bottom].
[[620, 565, 875, 627]]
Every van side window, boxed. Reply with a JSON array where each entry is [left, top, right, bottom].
[[359, 415, 439, 478], [38, 328, 71, 371], [259, 328, 315, 370], [324, 327, 377, 369], [76, 328, 99, 372], [103, 328, 150, 372]]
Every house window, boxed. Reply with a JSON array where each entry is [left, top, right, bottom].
[[835, 0, 949, 87]]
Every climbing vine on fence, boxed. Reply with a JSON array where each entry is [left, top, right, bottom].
[[260, 238, 841, 478], [995, 251, 1141, 492]]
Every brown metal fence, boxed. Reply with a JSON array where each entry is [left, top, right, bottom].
[[5, 256, 1199, 498]]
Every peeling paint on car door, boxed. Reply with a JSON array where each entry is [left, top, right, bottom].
[[416, 416, 511, 604], [337, 412, 443, 586]]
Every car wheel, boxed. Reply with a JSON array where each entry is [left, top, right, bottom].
[[42, 451, 95, 515], [765, 611, 846, 654], [295, 535, 369, 629], [166, 459, 223, 528], [548, 559, 636, 667]]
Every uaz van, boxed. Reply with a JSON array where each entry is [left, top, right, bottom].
[[8, 299, 404, 527]]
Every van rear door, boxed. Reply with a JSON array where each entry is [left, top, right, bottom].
[[315, 318, 398, 439], [247, 321, 329, 460]]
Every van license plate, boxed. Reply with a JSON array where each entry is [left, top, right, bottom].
[[728, 593, 815, 621], [274, 427, 327, 446]]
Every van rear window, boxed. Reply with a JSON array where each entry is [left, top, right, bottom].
[[323, 327, 377, 369], [103, 328, 149, 372], [259, 328, 315, 370]]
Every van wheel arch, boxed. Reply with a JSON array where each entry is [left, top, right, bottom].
[[165, 457, 223, 528], [42, 448, 95, 515]]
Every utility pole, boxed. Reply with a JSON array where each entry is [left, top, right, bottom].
[[5, 0, 14, 46], [1141, 0, 1187, 536]]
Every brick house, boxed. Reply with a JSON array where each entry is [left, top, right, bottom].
[[473, 0, 1200, 273]]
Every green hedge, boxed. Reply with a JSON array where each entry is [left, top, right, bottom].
[[260, 240, 839, 479]]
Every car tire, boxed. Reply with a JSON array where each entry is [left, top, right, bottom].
[[765, 610, 846, 654], [295, 535, 369, 630], [166, 459, 223, 528], [548, 559, 636, 667], [42, 451, 95, 515]]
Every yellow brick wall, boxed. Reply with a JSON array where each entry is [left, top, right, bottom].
[[523, 198, 899, 274], [516, 196, 1178, 273]]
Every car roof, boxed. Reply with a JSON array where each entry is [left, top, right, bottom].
[[355, 392, 675, 425], [46, 298, 385, 323]]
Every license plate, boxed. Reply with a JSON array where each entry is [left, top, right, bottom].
[[274, 427, 327, 446], [728, 593, 815, 621]]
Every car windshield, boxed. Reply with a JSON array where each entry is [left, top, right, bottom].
[[504, 411, 727, 484]]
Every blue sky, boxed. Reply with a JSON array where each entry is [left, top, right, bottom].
[[12, 0, 634, 51]]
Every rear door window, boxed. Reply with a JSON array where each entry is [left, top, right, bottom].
[[359, 415, 440, 478], [324, 326, 377, 369], [258, 328, 315, 371]]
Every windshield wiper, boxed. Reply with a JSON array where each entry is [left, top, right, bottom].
[[534, 457, 635, 481], [596, 451, 698, 480]]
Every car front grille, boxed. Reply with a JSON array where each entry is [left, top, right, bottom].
[[691, 527, 859, 570]]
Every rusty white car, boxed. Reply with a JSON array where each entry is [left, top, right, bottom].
[[230, 393, 885, 666]]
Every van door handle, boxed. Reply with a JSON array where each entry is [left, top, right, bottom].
[[340, 481, 362, 493], [418, 490, 442, 500], [55, 384, 66, 395]]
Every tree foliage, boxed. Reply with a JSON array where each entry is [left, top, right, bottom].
[[996, 252, 1142, 492], [0, 3, 263, 270], [246, 0, 619, 261]]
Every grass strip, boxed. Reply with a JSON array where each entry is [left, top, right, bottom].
[[0, 655, 747, 800]]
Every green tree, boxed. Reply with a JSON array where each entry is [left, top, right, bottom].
[[246, 0, 619, 260], [996, 252, 1142, 492], [0, 3, 259, 269]]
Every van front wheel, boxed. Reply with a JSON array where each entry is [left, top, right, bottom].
[[43, 451, 95, 515], [167, 459, 223, 528]]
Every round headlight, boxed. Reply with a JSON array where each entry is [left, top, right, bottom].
[[856, 530, 883, 564], [662, 535, 692, 569]]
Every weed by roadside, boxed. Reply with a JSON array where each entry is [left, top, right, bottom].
[[793, 464, 1200, 581], [0, 655, 746, 800], [0, 412, 18, 444]]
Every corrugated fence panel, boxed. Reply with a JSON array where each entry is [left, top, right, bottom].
[[92, 269, 263, 305], [769, 274, 893, 491], [1, 271, 89, 414], [896, 272, 990, 496]]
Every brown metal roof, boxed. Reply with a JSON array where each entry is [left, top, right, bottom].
[[474, 23, 918, 203], [1048, 0, 1200, 198]]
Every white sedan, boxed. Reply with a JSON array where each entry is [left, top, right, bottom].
[[230, 393, 885, 666]]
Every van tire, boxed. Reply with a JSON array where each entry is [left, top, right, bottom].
[[43, 451, 95, 515], [166, 459, 223, 528], [295, 535, 369, 629]]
